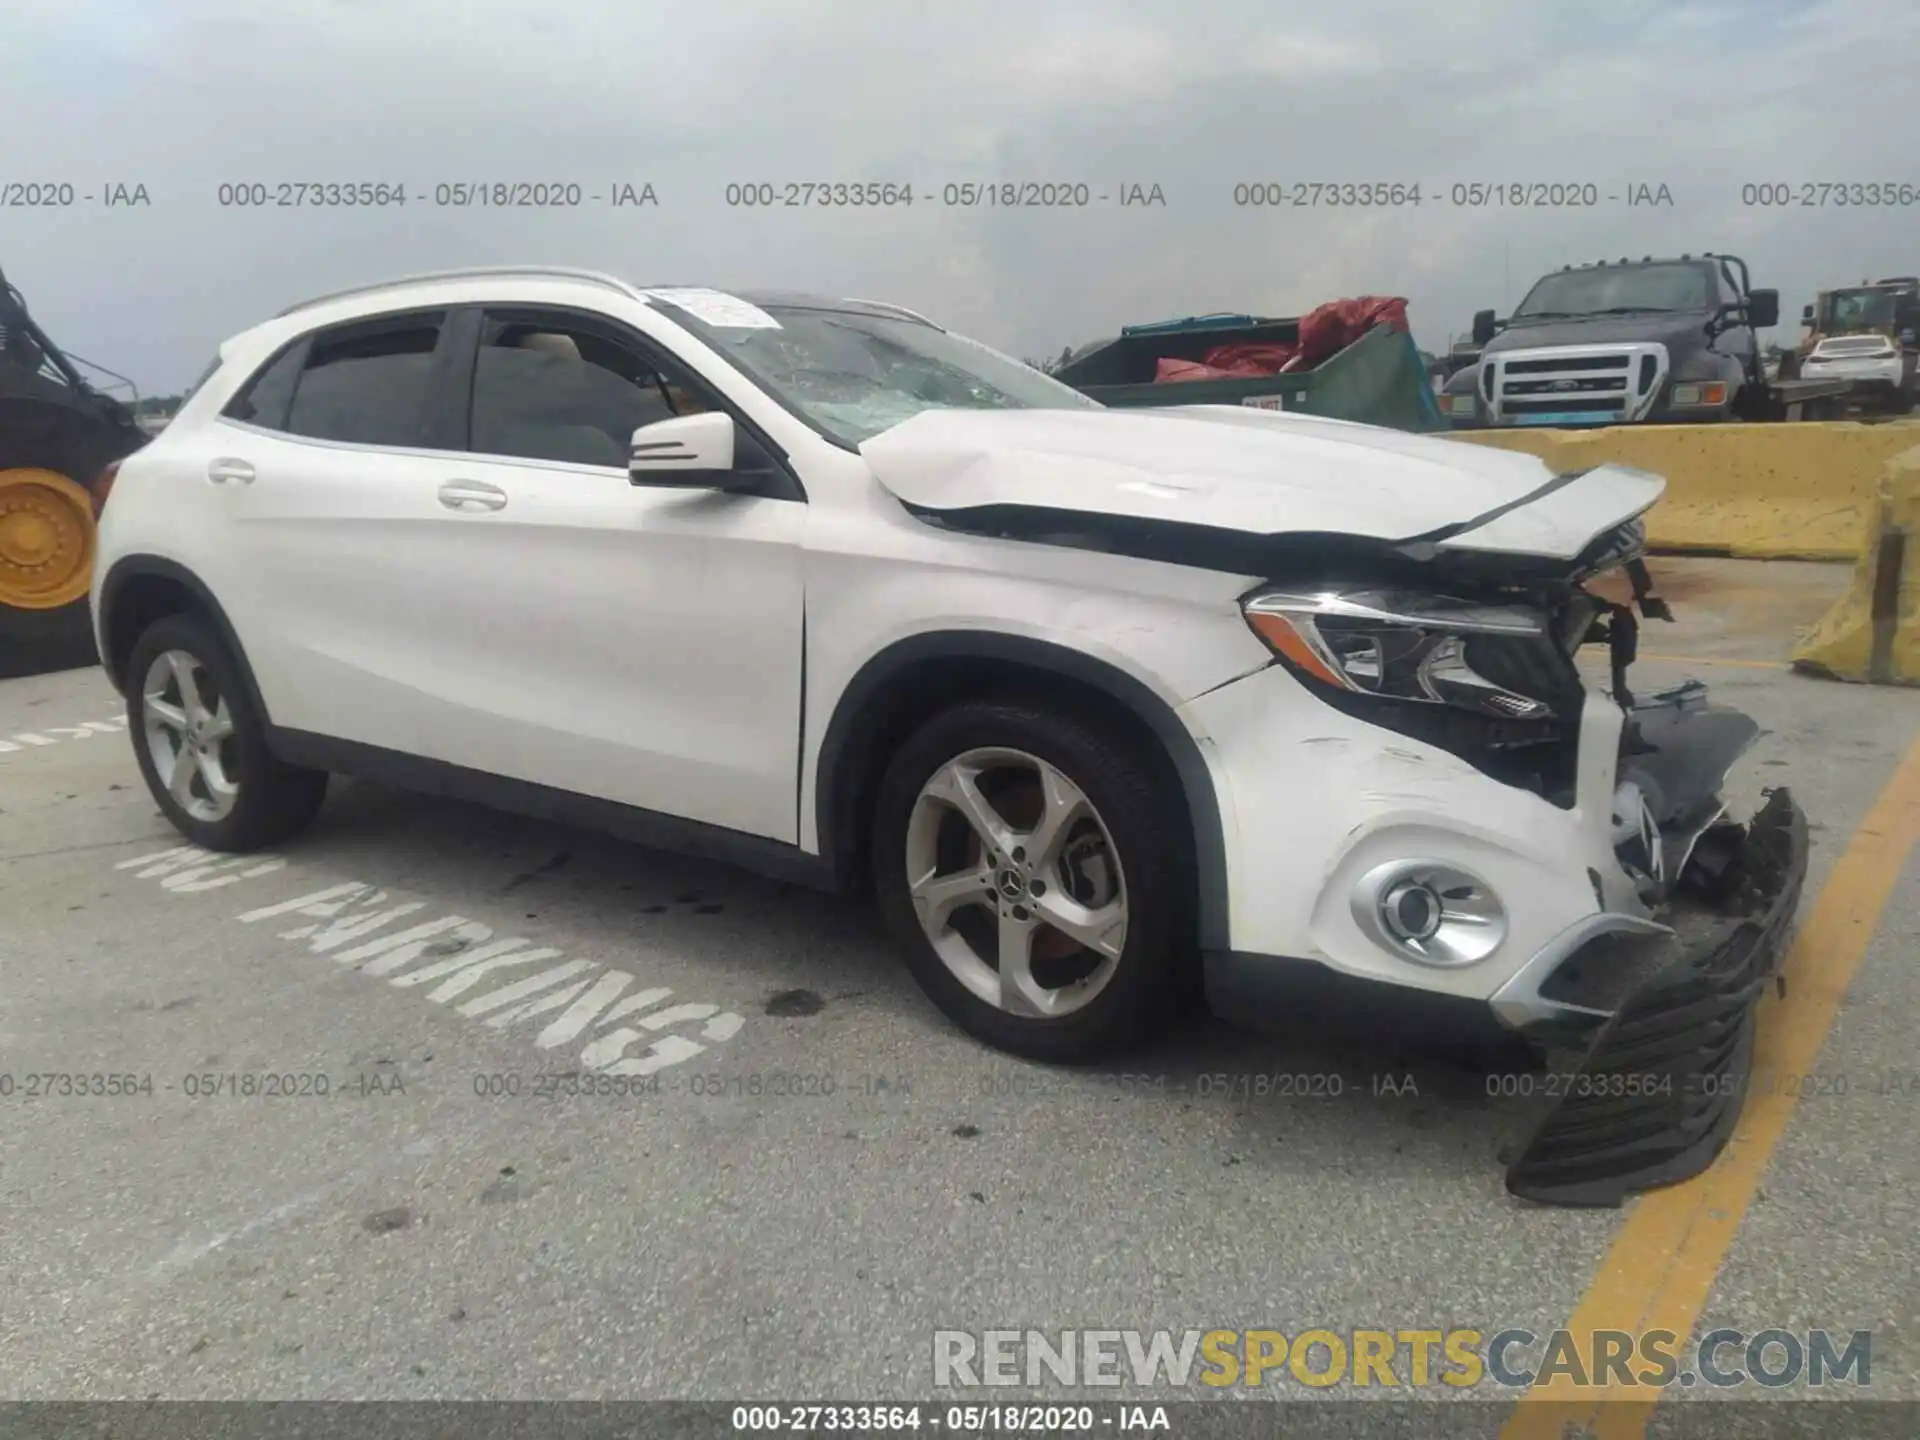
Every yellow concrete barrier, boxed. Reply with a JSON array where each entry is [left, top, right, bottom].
[[1447, 421, 1920, 561], [1791, 445, 1920, 686]]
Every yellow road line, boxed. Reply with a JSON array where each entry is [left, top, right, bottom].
[[1500, 734, 1920, 1440], [1574, 654, 1789, 672], [1639, 653, 1789, 671]]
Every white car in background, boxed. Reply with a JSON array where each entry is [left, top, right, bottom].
[[1799, 333, 1916, 413], [91, 267, 1807, 1205]]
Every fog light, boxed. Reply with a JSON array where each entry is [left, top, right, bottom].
[[1382, 879, 1444, 941], [1352, 861, 1508, 967]]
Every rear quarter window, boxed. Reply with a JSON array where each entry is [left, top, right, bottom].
[[222, 342, 306, 429]]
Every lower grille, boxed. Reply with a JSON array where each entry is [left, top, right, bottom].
[[1505, 786, 1808, 1206]]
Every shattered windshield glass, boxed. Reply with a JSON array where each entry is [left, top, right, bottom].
[[651, 299, 1102, 446]]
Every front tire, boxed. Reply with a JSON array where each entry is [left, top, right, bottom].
[[125, 613, 329, 852], [871, 699, 1191, 1063]]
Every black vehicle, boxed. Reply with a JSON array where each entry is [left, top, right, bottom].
[[1439, 254, 1781, 429], [0, 266, 148, 677]]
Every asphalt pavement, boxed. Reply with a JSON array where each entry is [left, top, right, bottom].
[[2, 560, 1916, 1424]]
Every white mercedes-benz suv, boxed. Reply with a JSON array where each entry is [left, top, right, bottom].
[[94, 267, 1806, 1204]]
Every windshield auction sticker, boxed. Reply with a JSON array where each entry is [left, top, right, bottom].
[[644, 287, 783, 329]]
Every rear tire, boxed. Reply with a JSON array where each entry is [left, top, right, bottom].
[[125, 613, 329, 852], [871, 698, 1191, 1063]]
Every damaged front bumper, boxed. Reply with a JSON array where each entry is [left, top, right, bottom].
[[1499, 785, 1809, 1206]]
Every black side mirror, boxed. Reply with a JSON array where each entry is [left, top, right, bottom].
[[1800, 304, 1815, 325], [1471, 309, 1498, 346], [1746, 289, 1779, 328]]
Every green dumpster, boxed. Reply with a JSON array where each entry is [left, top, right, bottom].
[[1053, 313, 1446, 433]]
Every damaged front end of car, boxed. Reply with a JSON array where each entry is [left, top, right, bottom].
[[1231, 520, 1811, 1207], [879, 433, 1808, 1207]]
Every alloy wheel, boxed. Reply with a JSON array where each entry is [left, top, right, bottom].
[[903, 746, 1128, 1018], [141, 648, 240, 822]]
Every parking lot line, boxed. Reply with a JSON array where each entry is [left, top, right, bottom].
[[1636, 653, 1789, 670], [1501, 733, 1920, 1439], [1575, 654, 1787, 674]]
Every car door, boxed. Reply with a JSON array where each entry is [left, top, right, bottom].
[[204, 306, 476, 754], [406, 304, 807, 842]]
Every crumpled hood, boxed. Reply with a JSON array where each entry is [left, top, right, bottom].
[[859, 406, 1664, 560]]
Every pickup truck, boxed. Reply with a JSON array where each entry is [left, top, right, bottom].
[[1439, 254, 1784, 428]]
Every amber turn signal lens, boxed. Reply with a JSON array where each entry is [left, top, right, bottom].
[[1245, 610, 1346, 688]]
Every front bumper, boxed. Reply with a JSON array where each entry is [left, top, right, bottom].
[[1503, 785, 1808, 1205], [1190, 649, 1809, 1206]]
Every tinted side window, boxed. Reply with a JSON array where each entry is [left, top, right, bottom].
[[223, 343, 305, 428], [467, 315, 704, 468], [283, 314, 445, 446]]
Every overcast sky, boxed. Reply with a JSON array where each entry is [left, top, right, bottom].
[[5, 0, 1914, 394]]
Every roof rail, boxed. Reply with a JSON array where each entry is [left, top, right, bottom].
[[275, 265, 650, 318], [843, 296, 938, 326]]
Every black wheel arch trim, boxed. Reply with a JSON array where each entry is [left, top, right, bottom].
[[814, 631, 1230, 951], [96, 555, 272, 724]]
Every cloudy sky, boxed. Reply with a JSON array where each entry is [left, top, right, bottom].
[[5, 0, 1914, 393]]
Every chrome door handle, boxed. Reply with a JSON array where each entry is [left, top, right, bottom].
[[437, 479, 508, 512], [207, 458, 255, 485]]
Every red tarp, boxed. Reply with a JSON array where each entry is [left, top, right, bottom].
[[1154, 296, 1409, 382], [1154, 351, 1290, 382]]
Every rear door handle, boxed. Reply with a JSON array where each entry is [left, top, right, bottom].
[[207, 458, 255, 485], [438, 479, 508, 512]]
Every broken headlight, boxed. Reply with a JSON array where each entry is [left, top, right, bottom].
[[1242, 588, 1578, 721]]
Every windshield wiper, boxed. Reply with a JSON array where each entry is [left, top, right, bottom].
[[1585, 306, 1682, 316]]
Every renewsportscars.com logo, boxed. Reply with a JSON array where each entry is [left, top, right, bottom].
[[932, 1328, 1872, 1391]]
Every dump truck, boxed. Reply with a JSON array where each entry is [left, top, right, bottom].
[[1438, 253, 1851, 428], [1784, 277, 1919, 415], [1051, 300, 1447, 432], [0, 266, 148, 678]]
